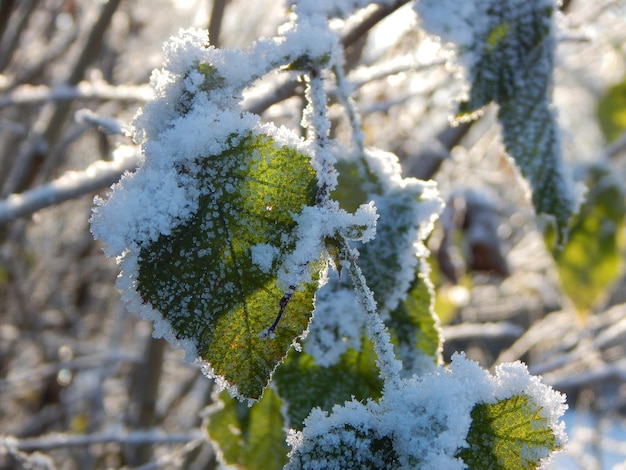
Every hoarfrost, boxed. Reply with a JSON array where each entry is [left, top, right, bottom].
[[287, 354, 567, 469]]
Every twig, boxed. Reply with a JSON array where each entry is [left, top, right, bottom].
[[340, 236, 402, 389], [1, 0, 123, 198], [131, 437, 207, 470], [0, 82, 152, 109], [245, 0, 411, 116], [0, 351, 140, 390], [208, 0, 229, 47], [0, 429, 204, 452], [340, 0, 411, 51], [347, 57, 445, 89], [542, 357, 626, 390], [0, 0, 38, 72], [442, 322, 525, 342], [606, 131, 626, 159], [0, 147, 139, 224], [75, 109, 126, 135]]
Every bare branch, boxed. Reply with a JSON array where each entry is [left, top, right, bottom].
[[0, 81, 152, 109], [0, 147, 139, 224], [1, 429, 204, 452], [442, 322, 525, 342], [75, 109, 126, 135]]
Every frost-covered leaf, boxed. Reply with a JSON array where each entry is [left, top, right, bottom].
[[136, 132, 319, 400], [274, 339, 383, 429], [207, 388, 289, 469], [458, 395, 560, 469], [285, 401, 399, 470], [333, 150, 442, 369], [287, 354, 566, 469], [416, 0, 577, 244], [387, 269, 442, 374], [597, 77, 626, 143], [550, 164, 626, 314], [498, 91, 575, 246]]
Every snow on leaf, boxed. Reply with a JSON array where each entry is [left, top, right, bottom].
[[416, 0, 577, 244], [286, 354, 566, 469], [386, 268, 442, 375], [458, 395, 560, 469], [306, 149, 443, 369], [135, 132, 319, 400], [285, 401, 399, 470], [274, 339, 383, 430]]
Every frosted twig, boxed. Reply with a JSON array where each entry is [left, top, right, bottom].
[[542, 357, 626, 390], [0, 147, 139, 224], [333, 62, 365, 153], [0, 351, 139, 389], [0, 429, 204, 451], [0, 437, 55, 470], [442, 322, 525, 342], [0, 81, 152, 109], [75, 109, 125, 135], [244, 0, 411, 116], [339, 0, 411, 50], [347, 58, 445, 89], [340, 236, 402, 389], [304, 70, 338, 204], [132, 437, 207, 470]]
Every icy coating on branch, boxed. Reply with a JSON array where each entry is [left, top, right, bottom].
[[289, 0, 396, 19]]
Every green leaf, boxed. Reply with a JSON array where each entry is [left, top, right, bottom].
[[387, 269, 441, 372], [498, 96, 574, 246], [136, 132, 319, 400], [458, 2, 576, 245], [597, 77, 626, 143], [458, 395, 561, 470], [274, 339, 383, 429], [285, 405, 398, 470], [551, 164, 626, 314], [358, 191, 425, 313], [325, 151, 442, 371], [459, 4, 553, 114], [207, 388, 289, 469]]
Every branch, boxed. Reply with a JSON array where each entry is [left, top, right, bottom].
[[245, 0, 411, 115], [339, 0, 411, 50], [0, 351, 140, 390], [0, 81, 152, 109], [0, 147, 139, 224], [0, 429, 204, 452], [442, 322, 525, 342]]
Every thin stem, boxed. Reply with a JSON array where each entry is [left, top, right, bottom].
[[208, 0, 229, 47], [304, 69, 337, 205], [1, 430, 203, 452], [0, 149, 139, 225], [339, 236, 402, 389], [332, 63, 365, 155]]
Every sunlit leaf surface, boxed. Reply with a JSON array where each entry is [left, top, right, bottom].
[[137, 133, 318, 399], [459, 395, 559, 469], [552, 164, 625, 314]]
